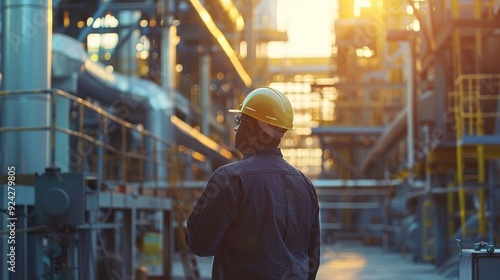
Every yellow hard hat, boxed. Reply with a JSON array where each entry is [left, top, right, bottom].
[[229, 87, 294, 130]]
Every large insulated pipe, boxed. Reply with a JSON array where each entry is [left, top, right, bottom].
[[117, 11, 141, 76], [1, 0, 52, 174], [146, 0, 176, 184]]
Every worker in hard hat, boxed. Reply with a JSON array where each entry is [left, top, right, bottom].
[[186, 87, 320, 280]]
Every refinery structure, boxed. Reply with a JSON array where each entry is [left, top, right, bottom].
[[1, 0, 500, 279]]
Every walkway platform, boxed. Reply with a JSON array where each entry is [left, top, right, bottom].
[[171, 241, 458, 279], [316, 241, 457, 280]]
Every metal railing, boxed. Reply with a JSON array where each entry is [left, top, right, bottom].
[[0, 88, 197, 193], [448, 74, 500, 237]]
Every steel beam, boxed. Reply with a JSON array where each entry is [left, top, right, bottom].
[[334, 82, 407, 90], [422, 19, 500, 71], [459, 135, 500, 146], [188, 0, 252, 87], [319, 202, 383, 209], [312, 179, 403, 188], [359, 109, 407, 174], [312, 126, 385, 135]]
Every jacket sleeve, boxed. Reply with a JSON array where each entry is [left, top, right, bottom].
[[186, 171, 240, 257], [308, 190, 321, 279]]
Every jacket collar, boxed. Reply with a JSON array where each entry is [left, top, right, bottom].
[[242, 147, 282, 159]]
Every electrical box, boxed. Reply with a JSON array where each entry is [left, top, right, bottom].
[[459, 249, 500, 280], [35, 168, 97, 225]]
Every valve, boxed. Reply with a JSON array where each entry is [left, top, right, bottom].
[[473, 241, 495, 254]]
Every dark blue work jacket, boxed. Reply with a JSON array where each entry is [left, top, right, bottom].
[[187, 147, 320, 280]]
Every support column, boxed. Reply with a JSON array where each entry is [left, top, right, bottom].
[[162, 210, 173, 279], [1, 0, 52, 174], [488, 161, 496, 244], [243, 0, 256, 85], [160, 0, 176, 94], [433, 194, 448, 267], [200, 47, 211, 135], [404, 41, 415, 184], [117, 11, 141, 76]]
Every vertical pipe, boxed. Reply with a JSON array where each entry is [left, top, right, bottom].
[[244, 0, 255, 82], [162, 210, 174, 279], [160, 0, 176, 93], [423, 126, 431, 193], [78, 103, 84, 172], [123, 208, 137, 278], [50, 92, 57, 168], [55, 92, 70, 172], [81, 200, 98, 279], [117, 11, 141, 76], [1, 0, 52, 174], [27, 233, 45, 279], [405, 41, 414, 184], [0, 181, 8, 280], [139, 128, 144, 193], [488, 161, 496, 244], [66, 234, 79, 279], [154, 141, 158, 189], [97, 123, 104, 184], [103, 116, 109, 180], [122, 126, 128, 185], [200, 48, 211, 135], [143, 0, 176, 185]]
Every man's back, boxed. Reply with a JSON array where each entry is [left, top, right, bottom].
[[187, 148, 320, 280]]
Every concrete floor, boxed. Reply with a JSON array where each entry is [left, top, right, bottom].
[[169, 241, 458, 280], [316, 242, 457, 280]]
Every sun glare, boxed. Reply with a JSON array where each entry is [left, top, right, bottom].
[[267, 0, 338, 58]]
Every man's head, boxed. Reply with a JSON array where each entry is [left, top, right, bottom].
[[229, 87, 294, 154]]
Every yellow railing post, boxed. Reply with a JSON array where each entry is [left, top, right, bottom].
[[454, 80, 467, 236]]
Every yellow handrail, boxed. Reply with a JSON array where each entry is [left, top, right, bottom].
[[451, 74, 500, 237]]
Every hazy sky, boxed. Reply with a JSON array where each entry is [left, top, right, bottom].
[[267, 0, 338, 58]]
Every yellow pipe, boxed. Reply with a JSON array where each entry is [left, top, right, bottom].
[[217, 0, 244, 31], [189, 0, 251, 87], [451, 0, 459, 18], [455, 82, 466, 236]]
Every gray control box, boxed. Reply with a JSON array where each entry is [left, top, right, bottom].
[[35, 168, 97, 225], [460, 249, 500, 280]]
